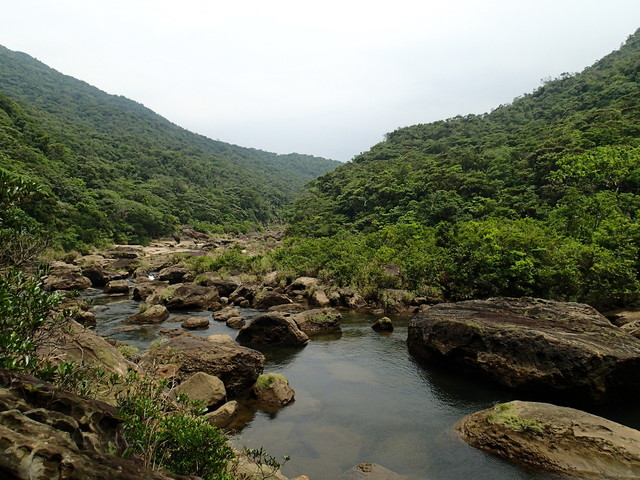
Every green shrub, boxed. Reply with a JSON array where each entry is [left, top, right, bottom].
[[116, 371, 234, 479], [0, 268, 61, 371]]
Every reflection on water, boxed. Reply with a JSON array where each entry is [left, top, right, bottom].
[[86, 289, 612, 480]]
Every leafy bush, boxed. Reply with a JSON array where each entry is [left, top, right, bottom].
[[0, 268, 61, 371], [116, 371, 235, 479]]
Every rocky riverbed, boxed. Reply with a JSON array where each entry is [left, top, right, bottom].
[[6, 233, 640, 480]]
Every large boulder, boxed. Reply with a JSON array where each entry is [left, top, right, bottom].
[[172, 372, 226, 408], [157, 265, 191, 284], [457, 400, 640, 480], [253, 290, 293, 310], [139, 334, 264, 396], [291, 308, 342, 336], [103, 279, 130, 294], [236, 312, 309, 347], [43, 262, 92, 291], [0, 370, 187, 480], [407, 297, 640, 404], [82, 265, 128, 287], [35, 319, 136, 378], [165, 284, 219, 310]]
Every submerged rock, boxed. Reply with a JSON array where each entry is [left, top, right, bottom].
[[342, 463, 407, 480], [457, 400, 640, 479], [407, 297, 640, 404]]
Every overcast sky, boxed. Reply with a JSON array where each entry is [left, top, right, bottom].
[[3, 1, 639, 162]]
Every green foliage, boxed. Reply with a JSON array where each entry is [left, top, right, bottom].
[[0, 268, 61, 371], [116, 371, 234, 479], [281, 29, 640, 308], [0, 45, 340, 250]]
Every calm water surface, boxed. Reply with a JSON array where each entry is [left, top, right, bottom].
[[86, 289, 638, 480]]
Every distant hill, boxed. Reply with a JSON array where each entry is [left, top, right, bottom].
[[0, 45, 340, 248], [279, 29, 640, 307]]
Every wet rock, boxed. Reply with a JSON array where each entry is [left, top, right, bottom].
[[291, 308, 342, 336], [407, 297, 640, 404], [126, 304, 170, 324], [342, 462, 407, 480], [226, 316, 246, 329], [236, 312, 309, 347], [157, 265, 191, 284], [180, 316, 210, 330], [172, 372, 226, 408], [252, 373, 295, 410], [165, 284, 219, 310], [371, 316, 394, 332], [204, 400, 238, 429], [103, 279, 130, 294], [139, 334, 264, 396], [254, 290, 293, 310], [457, 400, 640, 480]]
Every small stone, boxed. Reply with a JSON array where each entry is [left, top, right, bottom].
[[181, 317, 210, 330]]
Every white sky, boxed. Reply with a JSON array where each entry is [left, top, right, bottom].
[[2, 1, 639, 162]]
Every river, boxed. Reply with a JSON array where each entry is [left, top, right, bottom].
[[86, 289, 637, 480]]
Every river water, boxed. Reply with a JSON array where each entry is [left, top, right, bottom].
[[86, 289, 638, 480]]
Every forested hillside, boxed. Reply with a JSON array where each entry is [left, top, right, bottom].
[[278, 30, 640, 308], [0, 45, 339, 249]]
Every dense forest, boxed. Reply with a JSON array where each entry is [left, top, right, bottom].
[[0, 45, 340, 250], [276, 29, 640, 309]]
